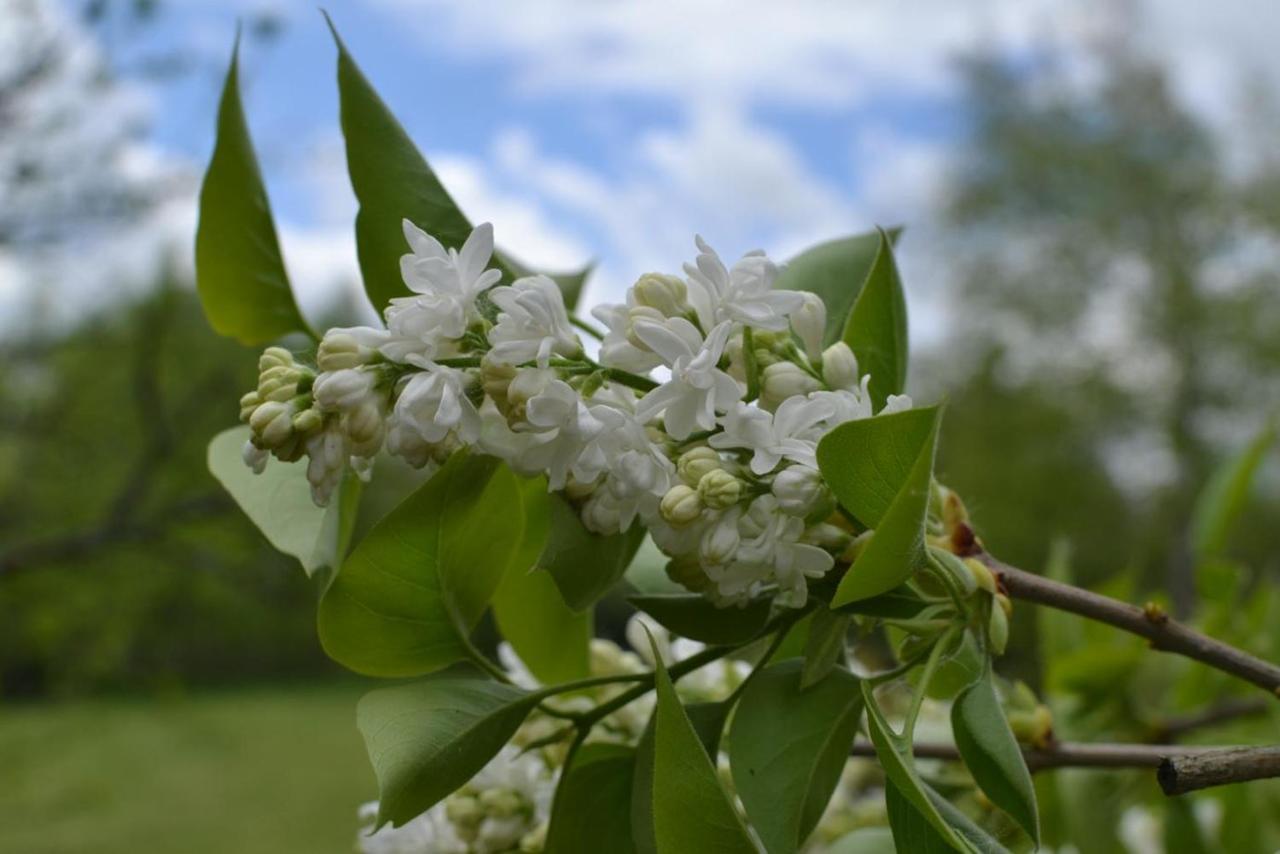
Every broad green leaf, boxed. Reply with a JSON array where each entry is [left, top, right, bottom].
[[730, 661, 863, 853], [357, 665, 539, 828], [540, 494, 646, 611], [834, 584, 930, 619], [923, 631, 984, 701], [195, 36, 310, 345], [207, 426, 357, 577], [800, 609, 850, 689], [952, 670, 1039, 844], [841, 229, 908, 410], [1190, 422, 1275, 560], [885, 778, 1009, 854], [650, 635, 759, 853], [774, 228, 901, 347], [325, 17, 590, 313], [820, 407, 943, 606], [545, 744, 637, 854], [318, 453, 527, 677], [629, 593, 771, 645], [491, 479, 591, 684], [861, 682, 968, 850]]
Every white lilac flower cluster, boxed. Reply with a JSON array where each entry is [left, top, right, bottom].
[[237, 222, 910, 608], [355, 616, 751, 854]]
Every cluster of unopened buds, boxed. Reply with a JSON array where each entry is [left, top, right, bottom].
[[238, 221, 910, 608]]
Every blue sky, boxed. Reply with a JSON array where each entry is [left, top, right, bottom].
[[9, 0, 1280, 339]]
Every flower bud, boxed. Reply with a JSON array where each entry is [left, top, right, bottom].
[[965, 557, 996, 594], [313, 368, 375, 412], [700, 515, 740, 565], [697, 469, 742, 510], [249, 400, 294, 448], [580, 490, 622, 534], [677, 446, 723, 487], [343, 401, 385, 455], [791, 292, 827, 360], [988, 602, 1009, 655], [291, 407, 324, 435], [772, 465, 827, 516], [659, 484, 702, 526], [239, 391, 261, 423], [317, 329, 378, 372], [479, 788, 524, 818], [480, 358, 517, 413], [631, 273, 688, 317], [445, 795, 482, 827], [996, 592, 1013, 619], [505, 368, 555, 425], [821, 342, 860, 391], [241, 440, 268, 474], [624, 306, 665, 350], [258, 346, 295, 373], [801, 522, 850, 551], [759, 361, 821, 410]]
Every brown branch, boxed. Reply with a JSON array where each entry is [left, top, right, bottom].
[[851, 741, 1280, 794], [975, 550, 1280, 698], [1158, 746, 1280, 795]]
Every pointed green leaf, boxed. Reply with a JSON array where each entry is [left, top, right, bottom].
[[885, 778, 1009, 854], [207, 426, 357, 577], [952, 670, 1039, 844], [800, 609, 850, 689], [629, 593, 771, 645], [650, 635, 759, 853], [730, 661, 863, 853], [357, 665, 539, 828], [325, 17, 590, 312], [540, 494, 646, 611], [492, 480, 591, 684], [774, 228, 901, 347], [195, 36, 310, 344], [819, 407, 943, 606], [1190, 422, 1275, 560], [317, 453, 528, 677], [861, 682, 969, 851], [545, 744, 638, 854], [841, 229, 908, 410], [833, 584, 930, 619]]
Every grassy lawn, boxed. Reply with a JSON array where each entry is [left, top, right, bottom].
[[0, 683, 376, 853]]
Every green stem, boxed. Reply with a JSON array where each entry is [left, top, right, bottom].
[[604, 367, 659, 393], [901, 625, 959, 740], [570, 316, 606, 341], [434, 357, 484, 369]]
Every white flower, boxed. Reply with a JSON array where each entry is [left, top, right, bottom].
[[735, 495, 834, 607], [390, 366, 481, 446], [632, 318, 742, 439], [591, 303, 664, 373], [792, 292, 827, 360], [312, 368, 377, 412], [305, 425, 347, 506], [518, 379, 610, 489], [488, 275, 580, 368], [821, 342, 860, 391], [699, 507, 742, 566], [317, 325, 388, 372], [587, 416, 675, 531], [759, 361, 823, 411], [882, 393, 913, 415], [683, 235, 805, 331], [710, 393, 834, 475], [383, 221, 501, 362], [241, 440, 268, 474]]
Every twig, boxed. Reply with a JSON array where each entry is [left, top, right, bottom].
[[974, 550, 1280, 698], [1150, 697, 1269, 742], [1158, 746, 1280, 795]]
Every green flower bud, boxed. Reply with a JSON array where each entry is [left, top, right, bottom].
[[316, 330, 376, 371], [479, 788, 525, 818], [821, 342, 860, 391], [239, 391, 261, 423], [677, 446, 723, 486], [659, 484, 702, 526], [631, 272, 688, 316], [445, 794, 482, 827], [624, 305, 665, 350], [258, 346, 294, 373], [760, 361, 821, 410], [249, 400, 294, 448], [697, 469, 742, 509], [988, 602, 1009, 655], [342, 402, 384, 454], [291, 407, 324, 435]]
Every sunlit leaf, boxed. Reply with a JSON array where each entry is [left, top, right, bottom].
[[841, 229, 908, 410]]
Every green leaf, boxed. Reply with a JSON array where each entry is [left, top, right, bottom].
[[629, 594, 771, 645], [1190, 422, 1275, 560], [356, 665, 539, 828], [841, 229, 908, 410], [729, 661, 863, 853], [545, 744, 637, 854], [952, 670, 1039, 844], [195, 36, 310, 345], [540, 494, 646, 611], [649, 634, 759, 853], [775, 228, 901, 347], [819, 407, 943, 606], [834, 584, 930, 619], [491, 480, 591, 684], [206, 426, 357, 577], [800, 609, 850, 689], [885, 778, 1009, 854], [625, 535, 685, 595], [317, 453, 528, 677], [324, 17, 591, 313], [861, 682, 969, 851], [823, 827, 897, 854]]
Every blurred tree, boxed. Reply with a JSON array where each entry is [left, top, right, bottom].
[[932, 42, 1280, 613], [0, 282, 333, 697]]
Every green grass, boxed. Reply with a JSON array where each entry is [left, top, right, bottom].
[[0, 683, 376, 853]]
